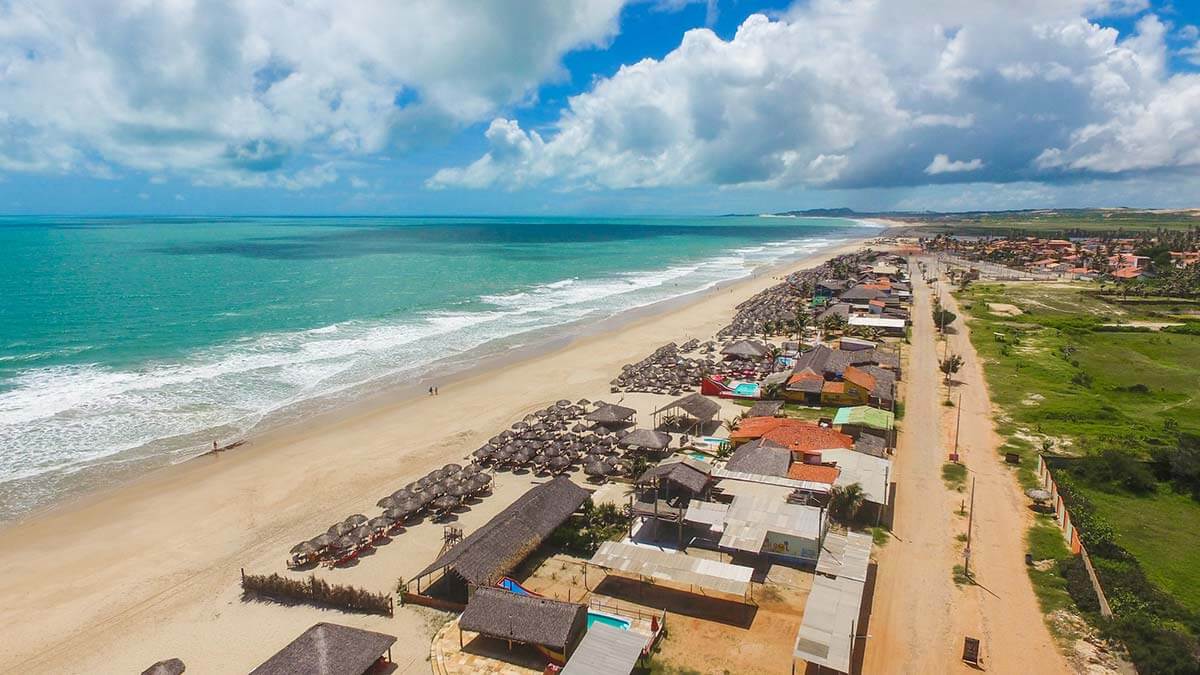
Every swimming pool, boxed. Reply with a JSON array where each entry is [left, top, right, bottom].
[[731, 382, 760, 397], [587, 610, 632, 631], [689, 451, 711, 462]]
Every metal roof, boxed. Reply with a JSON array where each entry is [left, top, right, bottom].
[[717, 495, 824, 553], [712, 466, 832, 493], [792, 575, 865, 674], [820, 449, 891, 505], [589, 541, 753, 597], [561, 623, 648, 675], [815, 530, 873, 582], [831, 406, 895, 430], [847, 316, 906, 328]]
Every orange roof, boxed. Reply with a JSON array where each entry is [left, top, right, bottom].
[[729, 416, 792, 441], [822, 381, 845, 394], [1112, 267, 1143, 279], [869, 299, 886, 307], [762, 423, 854, 455], [788, 463, 841, 484], [788, 372, 824, 386], [843, 366, 876, 391]]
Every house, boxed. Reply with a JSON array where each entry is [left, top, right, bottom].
[[728, 417, 854, 464], [459, 588, 588, 664], [847, 316, 906, 336]]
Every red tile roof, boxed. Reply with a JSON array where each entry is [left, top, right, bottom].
[[788, 463, 841, 484]]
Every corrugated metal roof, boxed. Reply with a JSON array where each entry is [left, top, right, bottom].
[[718, 495, 824, 553], [831, 406, 894, 430], [561, 623, 648, 675], [820, 449, 891, 505], [793, 575, 865, 674], [589, 541, 752, 597], [711, 466, 832, 493], [815, 531, 873, 582]]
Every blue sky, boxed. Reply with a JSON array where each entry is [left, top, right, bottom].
[[1, 0, 1199, 215]]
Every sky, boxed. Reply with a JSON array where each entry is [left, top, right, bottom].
[[1, 0, 1199, 216]]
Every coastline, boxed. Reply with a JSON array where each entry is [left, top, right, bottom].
[[0, 234, 874, 674]]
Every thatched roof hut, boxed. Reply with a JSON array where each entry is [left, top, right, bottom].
[[721, 340, 770, 360], [652, 393, 721, 422], [617, 428, 672, 451], [723, 438, 792, 477], [141, 658, 185, 675], [414, 477, 589, 591], [249, 622, 395, 675], [459, 587, 588, 657], [584, 403, 637, 425], [637, 457, 713, 496]]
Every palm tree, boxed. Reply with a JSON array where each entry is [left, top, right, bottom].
[[829, 483, 866, 522], [794, 309, 810, 342]]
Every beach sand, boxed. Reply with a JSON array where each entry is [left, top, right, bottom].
[[0, 238, 870, 674]]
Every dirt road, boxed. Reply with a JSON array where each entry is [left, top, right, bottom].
[[863, 258, 1068, 674]]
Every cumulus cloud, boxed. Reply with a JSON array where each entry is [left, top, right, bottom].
[[432, 0, 1200, 192], [925, 154, 984, 174], [0, 0, 625, 185]]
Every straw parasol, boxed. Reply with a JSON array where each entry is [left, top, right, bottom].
[[343, 514, 368, 527], [327, 521, 356, 538], [290, 540, 319, 556], [511, 421, 528, 430], [473, 445, 494, 461], [432, 495, 458, 512], [368, 516, 392, 531], [584, 460, 609, 478], [556, 399, 571, 407], [443, 462, 462, 473], [1026, 488, 1052, 503], [309, 533, 335, 549], [384, 506, 412, 521], [470, 473, 492, 490], [449, 482, 473, 499], [548, 455, 571, 471], [376, 495, 400, 509], [334, 534, 360, 550]]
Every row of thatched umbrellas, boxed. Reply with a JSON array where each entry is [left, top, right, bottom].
[[289, 460, 496, 566], [716, 255, 867, 338], [610, 342, 718, 395]]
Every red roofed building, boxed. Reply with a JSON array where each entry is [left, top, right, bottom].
[[1112, 267, 1143, 279], [729, 418, 854, 465], [788, 463, 841, 484]]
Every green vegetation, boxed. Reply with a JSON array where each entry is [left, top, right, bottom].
[[549, 499, 632, 557], [870, 525, 890, 547], [956, 281, 1200, 672], [908, 208, 1200, 235], [941, 462, 967, 491], [829, 482, 866, 523]]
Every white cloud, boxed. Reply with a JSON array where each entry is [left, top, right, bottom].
[[433, 0, 1200, 192], [925, 154, 984, 174], [0, 0, 626, 186]]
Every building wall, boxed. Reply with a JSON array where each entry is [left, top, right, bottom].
[[763, 531, 820, 562]]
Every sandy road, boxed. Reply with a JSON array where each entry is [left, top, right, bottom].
[[862, 257, 1068, 674]]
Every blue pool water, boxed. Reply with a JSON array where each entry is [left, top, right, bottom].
[[587, 610, 632, 630], [732, 382, 761, 397]]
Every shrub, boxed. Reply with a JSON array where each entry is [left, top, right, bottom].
[[241, 573, 391, 615]]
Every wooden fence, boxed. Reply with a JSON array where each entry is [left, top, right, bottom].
[[1035, 456, 1114, 618]]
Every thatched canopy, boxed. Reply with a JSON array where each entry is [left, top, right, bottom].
[[250, 622, 395, 675], [746, 400, 785, 418], [723, 438, 791, 477], [617, 428, 672, 451], [638, 458, 712, 495], [652, 393, 721, 421], [141, 658, 185, 675], [459, 587, 587, 654], [584, 403, 637, 425], [415, 476, 589, 586], [721, 339, 770, 359]]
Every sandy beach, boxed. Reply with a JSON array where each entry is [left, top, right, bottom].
[[0, 237, 873, 674]]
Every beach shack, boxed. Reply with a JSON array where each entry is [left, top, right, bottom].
[[651, 392, 722, 435], [584, 403, 637, 428], [633, 457, 714, 546], [411, 476, 590, 603], [249, 622, 396, 675], [458, 587, 588, 665]]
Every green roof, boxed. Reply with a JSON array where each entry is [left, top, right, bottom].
[[832, 406, 894, 430]]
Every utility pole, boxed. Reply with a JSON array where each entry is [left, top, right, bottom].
[[965, 475, 977, 577], [953, 393, 963, 455]]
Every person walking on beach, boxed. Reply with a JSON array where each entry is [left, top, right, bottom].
[[434, 385, 439, 396], [428, 386, 433, 396]]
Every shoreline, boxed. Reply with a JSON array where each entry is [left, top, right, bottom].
[[0, 233, 876, 674], [0, 233, 865, 526]]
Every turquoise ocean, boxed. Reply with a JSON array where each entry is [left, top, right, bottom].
[[0, 215, 877, 518]]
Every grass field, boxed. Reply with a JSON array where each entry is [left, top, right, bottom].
[[905, 209, 1200, 235], [1075, 483, 1200, 613], [956, 280, 1200, 663]]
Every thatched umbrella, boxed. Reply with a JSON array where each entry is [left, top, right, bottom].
[[461, 463, 481, 476], [449, 482, 473, 499], [443, 462, 462, 473], [470, 473, 492, 491], [290, 540, 319, 556], [309, 532, 336, 549], [577, 398, 591, 406], [472, 445, 494, 461], [343, 514, 368, 527], [618, 429, 672, 451], [489, 435, 505, 445], [428, 468, 450, 482], [556, 399, 571, 407], [432, 495, 458, 513], [571, 423, 589, 433], [327, 521, 356, 538], [334, 534, 360, 550], [368, 516, 392, 532], [549, 455, 571, 472], [376, 495, 400, 509], [584, 460, 609, 478], [350, 524, 373, 543], [511, 420, 528, 430], [384, 506, 412, 521]]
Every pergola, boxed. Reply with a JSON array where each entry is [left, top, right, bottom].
[[651, 393, 722, 435]]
